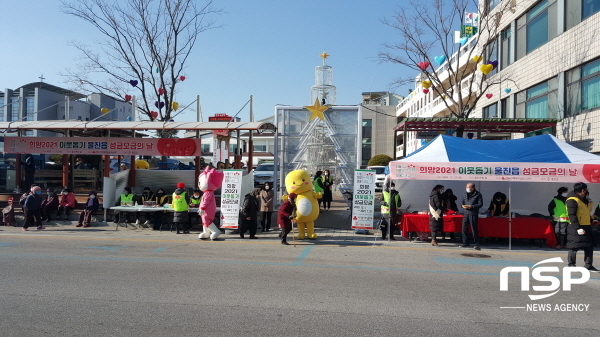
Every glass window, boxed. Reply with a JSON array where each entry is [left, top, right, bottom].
[[10, 98, 19, 122], [583, 0, 600, 19], [0, 98, 4, 122], [525, 82, 549, 118], [25, 98, 34, 121], [501, 27, 512, 69], [201, 144, 210, 153], [488, 0, 501, 11], [253, 145, 267, 152], [526, 0, 549, 53], [483, 103, 498, 118], [581, 59, 600, 110]]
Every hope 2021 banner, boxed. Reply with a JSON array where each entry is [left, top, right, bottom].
[[220, 170, 243, 229], [351, 169, 376, 230], [389, 161, 600, 184], [4, 137, 202, 156]]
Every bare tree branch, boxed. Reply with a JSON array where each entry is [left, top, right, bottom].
[[60, 0, 221, 122]]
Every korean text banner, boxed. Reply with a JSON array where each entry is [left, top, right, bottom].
[[220, 170, 243, 229], [4, 137, 202, 157], [389, 161, 600, 184], [351, 170, 376, 229]]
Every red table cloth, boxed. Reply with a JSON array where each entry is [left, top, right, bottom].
[[401, 213, 557, 247]]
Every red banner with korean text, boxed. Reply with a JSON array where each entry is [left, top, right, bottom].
[[389, 161, 600, 184], [4, 137, 202, 157]]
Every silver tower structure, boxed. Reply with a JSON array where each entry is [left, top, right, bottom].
[[310, 51, 336, 105]]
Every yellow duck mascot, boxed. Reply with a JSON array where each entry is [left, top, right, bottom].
[[285, 170, 322, 239]]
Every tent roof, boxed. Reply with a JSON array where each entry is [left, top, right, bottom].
[[401, 134, 600, 164], [394, 117, 559, 133]]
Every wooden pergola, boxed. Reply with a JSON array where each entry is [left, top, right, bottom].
[[0, 120, 276, 190]]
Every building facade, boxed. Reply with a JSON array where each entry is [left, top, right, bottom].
[[395, 0, 600, 157], [360, 91, 403, 166]]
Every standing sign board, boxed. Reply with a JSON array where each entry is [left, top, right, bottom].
[[351, 169, 376, 229], [220, 169, 243, 228]]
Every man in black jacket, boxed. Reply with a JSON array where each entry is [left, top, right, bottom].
[[239, 193, 259, 239], [566, 182, 599, 272], [461, 182, 483, 250]]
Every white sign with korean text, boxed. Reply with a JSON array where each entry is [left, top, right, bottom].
[[352, 169, 376, 229], [220, 170, 243, 228]]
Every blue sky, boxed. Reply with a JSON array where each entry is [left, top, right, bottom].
[[1, 0, 410, 122]]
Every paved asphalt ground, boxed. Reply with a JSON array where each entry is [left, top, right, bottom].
[[1, 196, 600, 336]]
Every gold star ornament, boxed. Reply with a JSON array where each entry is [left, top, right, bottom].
[[319, 51, 330, 60], [304, 98, 329, 121]]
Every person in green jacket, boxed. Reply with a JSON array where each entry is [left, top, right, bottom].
[[313, 171, 325, 210], [548, 187, 569, 249], [114, 187, 135, 224]]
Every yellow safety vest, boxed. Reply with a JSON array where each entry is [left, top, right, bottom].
[[172, 192, 188, 212], [190, 197, 201, 205], [567, 197, 591, 226]]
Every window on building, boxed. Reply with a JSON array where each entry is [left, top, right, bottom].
[[516, 78, 559, 118], [201, 144, 211, 153], [482, 103, 498, 118], [517, 0, 558, 59], [25, 98, 34, 122], [501, 27, 512, 69], [500, 98, 509, 118], [583, 0, 600, 18], [488, 0, 502, 12], [10, 98, 20, 122], [253, 145, 267, 152], [230, 144, 238, 154], [567, 58, 600, 116], [25, 131, 34, 136], [0, 98, 4, 122], [362, 119, 372, 138]]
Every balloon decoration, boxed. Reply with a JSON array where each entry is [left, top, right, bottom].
[[504, 88, 512, 94], [459, 37, 468, 45], [157, 88, 166, 95], [422, 89, 430, 94], [486, 93, 493, 99], [441, 95, 446, 99], [129, 80, 138, 87], [150, 111, 158, 118], [179, 76, 186, 81], [155, 67, 159, 73], [434, 55, 446, 65], [471, 55, 482, 63], [124, 94, 132, 102], [417, 61, 430, 71], [155, 101, 165, 109], [421, 80, 432, 89], [489, 60, 499, 69], [479, 64, 494, 75], [101, 108, 110, 114], [127, 116, 132, 121], [171, 101, 179, 111]]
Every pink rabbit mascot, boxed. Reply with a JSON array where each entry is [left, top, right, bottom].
[[198, 167, 224, 240]]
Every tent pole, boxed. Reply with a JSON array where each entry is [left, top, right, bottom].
[[509, 181, 512, 251]]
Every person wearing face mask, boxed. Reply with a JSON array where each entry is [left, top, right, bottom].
[[138, 187, 154, 227], [259, 182, 274, 231], [56, 188, 77, 221], [40, 187, 60, 222], [566, 182, 599, 272], [322, 169, 334, 211], [548, 187, 569, 249], [381, 182, 401, 240], [77, 191, 99, 228], [23, 186, 44, 231], [188, 189, 203, 227], [313, 171, 325, 210], [460, 182, 483, 250], [429, 185, 446, 246]]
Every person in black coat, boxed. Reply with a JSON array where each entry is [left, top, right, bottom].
[[77, 191, 100, 228], [239, 193, 259, 239], [461, 182, 483, 250], [429, 185, 446, 246], [23, 186, 44, 231], [566, 182, 599, 272], [441, 189, 458, 241]]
